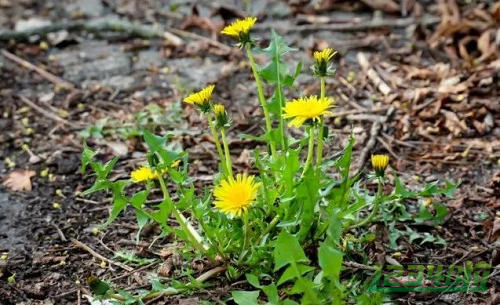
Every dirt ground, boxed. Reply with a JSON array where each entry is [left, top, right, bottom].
[[0, 0, 499, 304]]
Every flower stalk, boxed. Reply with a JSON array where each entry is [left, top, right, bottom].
[[207, 113, 228, 176], [301, 125, 315, 177], [220, 127, 233, 177], [316, 76, 326, 171], [241, 212, 250, 255], [245, 44, 277, 159], [157, 174, 208, 252], [350, 177, 383, 229]]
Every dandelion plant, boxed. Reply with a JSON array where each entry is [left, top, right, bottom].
[[81, 17, 459, 304]]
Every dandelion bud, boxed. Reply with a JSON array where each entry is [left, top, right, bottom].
[[371, 154, 389, 178], [213, 104, 229, 128], [312, 48, 337, 77]]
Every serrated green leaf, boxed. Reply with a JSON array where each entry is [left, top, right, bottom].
[[262, 284, 279, 305], [297, 170, 320, 241], [246, 274, 261, 288], [136, 210, 149, 243], [87, 275, 110, 296], [433, 203, 447, 225], [326, 208, 342, 246], [394, 176, 415, 197], [82, 179, 112, 196], [131, 190, 148, 209], [99, 180, 129, 229], [141, 127, 167, 152], [277, 264, 315, 286], [420, 232, 436, 245], [232, 290, 260, 305], [81, 143, 98, 174], [274, 231, 309, 271], [318, 243, 343, 282], [259, 30, 294, 84]]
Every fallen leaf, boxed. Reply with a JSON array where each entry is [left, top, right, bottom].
[[2, 169, 36, 191], [105, 141, 128, 156], [441, 110, 468, 136], [489, 217, 500, 243]]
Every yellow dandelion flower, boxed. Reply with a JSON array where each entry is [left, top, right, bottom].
[[221, 17, 257, 38], [312, 47, 337, 77], [283, 96, 335, 128], [221, 17, 257, 46], [214, 173, 261, 216], [131, 160, 181, 183], [184, 85, 215, 112], [371, 154, 389, 177], [314, 48, 336, 63], [171, 159, 181, 169], [131, 167, 158, 183]]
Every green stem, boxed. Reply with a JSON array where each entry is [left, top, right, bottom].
[[157, 175, 208, 253], [316, 77, 326, 171], [245, 44, 277, 159], [220, 127, 233, 177], [255, 215, 280, 245], [301, 125, 315, 178], [240, 213, 250, 260], [274, 50, 286, 151], [350, 178, 383, 229], [207, 113, 228, 176], [291, 262, 320, 303], [198, 215, 227, 261]]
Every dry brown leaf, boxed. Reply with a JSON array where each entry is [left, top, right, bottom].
[[441, 109, 468, 136], [360, 0, 399, 13], [106, 141, 129, 156], [492, 2, 500, 21], [2, 169, 36, 191], [489, 217, 500, 243]]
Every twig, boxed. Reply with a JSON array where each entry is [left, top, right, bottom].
[[142, 266, 227, 303], [343, 261, 378, 271], [50, 288, 78, 299], [254, 16, 440, 32], [195, 266, 227, 282], [377, 136, 398, 161], [330, 106, 390, 118], [110, 261, 159, 281], [2, 49, 74, 90], [18, 95, 81, 127], [51, 223, 67, 242], [0, 18, 182, 46], [70, 238, 133, 272], [357, 52, 391, 96], [353, 107, 395, 178], [169, 28, 232, 53]]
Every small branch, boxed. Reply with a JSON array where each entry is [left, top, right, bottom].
[[254, 16, 440, 33], [110, 261, 159, 282], [2, 49, 75, 90], [51, 222, 67, 242], [357, 52, 391, 96], [0, 18, 182, 46], [18, 95, 81, 127], [70, 238, 134, 272], [195, 266, 227, 282], [330, 106, 390, 118], [169, 28, 231, 53], [142, 266, 227, 302], [343, 261, 378, 271]]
